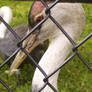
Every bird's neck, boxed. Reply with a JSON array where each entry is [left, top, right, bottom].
[[32, 34, 72, 92], [0, 6, 12, 39], [32, 3, 85, 91]]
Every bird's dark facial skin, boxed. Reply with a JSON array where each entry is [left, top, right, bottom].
[[28, 15, 36, 28], [28, 14, 44, 31], [36, 15, 44, 23]]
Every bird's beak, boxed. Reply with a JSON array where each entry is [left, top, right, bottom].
[[9, 29, 40, 76]]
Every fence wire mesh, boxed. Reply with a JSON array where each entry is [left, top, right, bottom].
[[0, 0, 92, 92]]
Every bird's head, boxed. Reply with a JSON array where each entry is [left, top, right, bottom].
[[28, 1, 50, 28], [9, 1, 52, 75]]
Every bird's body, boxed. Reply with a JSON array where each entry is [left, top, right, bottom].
[[0, 6, 28, 60], [0, 23, 28, 60], [9, 2, 85, 92]]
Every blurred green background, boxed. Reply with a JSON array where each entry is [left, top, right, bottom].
[[0, 1, 92, 92]]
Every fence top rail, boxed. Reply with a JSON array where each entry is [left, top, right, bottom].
[[60, 0, 92, 3], [15, 0, 92, 3]]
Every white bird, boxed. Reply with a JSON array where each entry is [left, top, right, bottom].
[[9, 1, 85, 92]]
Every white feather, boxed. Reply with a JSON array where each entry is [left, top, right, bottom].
[[0, 6, 12, 39]]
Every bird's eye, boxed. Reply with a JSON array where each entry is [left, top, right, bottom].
[[36, 15, 44, 23]]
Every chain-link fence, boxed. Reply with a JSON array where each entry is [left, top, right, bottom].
[[0, 0, 92, 92]]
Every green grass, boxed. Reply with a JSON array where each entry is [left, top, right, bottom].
[[0, 1, 92, 92], [0, 1, 32, 27]]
